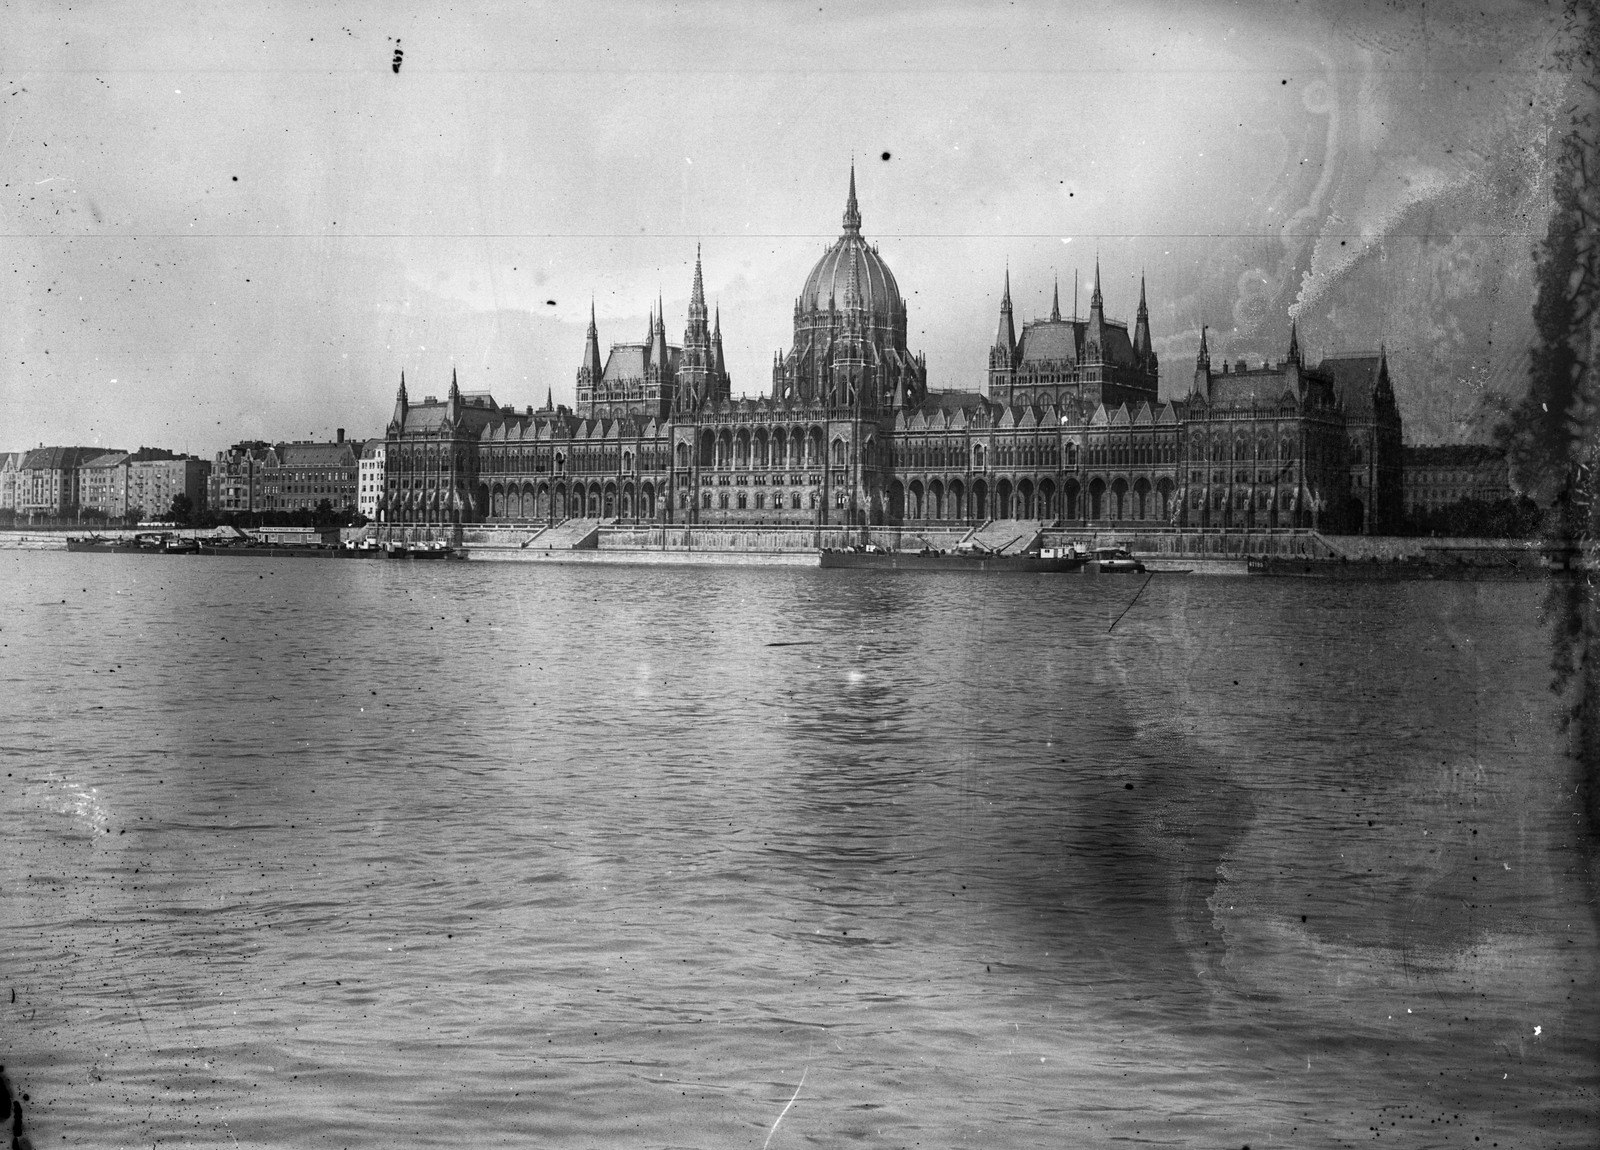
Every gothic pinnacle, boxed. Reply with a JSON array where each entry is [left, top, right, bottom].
[[842, 160, 862, 235]]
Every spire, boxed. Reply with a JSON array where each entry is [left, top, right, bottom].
[[1196, 324, 1210, 368], [713, 304, 726, 376], [1050, 274, 1062, 322], [1090, 257, 1103, 313], [545, 387, 553, 410], [689, 244, 707, 319], [391, 369, 409, 426], [994, 268, 1017, 360], [644, 303, 654, 344], [1133, 272, 1153, 360], [844, 241, 863, 310], [581, 299, 604, 382], [842, 161, 862, 236], [652, 291, 668, 365], [1072, 268, 1079, 322], [448, 365, 460, 400], [1287, 317, 1302, 364]]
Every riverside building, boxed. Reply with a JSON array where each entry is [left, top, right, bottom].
[[377, 169, 1404, 534]]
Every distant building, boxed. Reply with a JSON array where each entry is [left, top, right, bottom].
[[210, 441, 278, 515], [378, 168, 1407, 535], [0, 452, 22, 513], [267, 431, 362, 513], [78, 451, 133, 518], [358, 438, 385, 520], [16, 446, 108, 519], [125, 450, 210, 520], [1402, 444, 1512, 515]]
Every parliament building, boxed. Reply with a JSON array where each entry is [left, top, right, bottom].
[[378, 169, 1402, 535]]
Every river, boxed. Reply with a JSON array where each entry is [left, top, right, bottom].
[[1, 550, 1595, 1148]]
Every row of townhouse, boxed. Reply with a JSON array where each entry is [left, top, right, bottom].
[[0, 447, 209, 521], [209, 430, 383, 518]]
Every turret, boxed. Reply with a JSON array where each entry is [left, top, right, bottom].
[[651, 292, 669, 369], [713, 305, 727, 377], [1050, 274, 1062, 323], [580, 301, 604, 384], [1133, 274, 1153, 361], [1284, 319, 1303, 396], [842, 161, 862, 236], [445, 366, 461, 423], [993, 267, 1017, 361], [391, 371, 409, 428], [1084, 258, 1107, 364], [1193, 324, 1212, 398]]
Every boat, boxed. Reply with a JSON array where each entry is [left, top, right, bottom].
[[384, 541, 459, 560], [819, 544, 1086, 573], [1082, 546, 1146, 574]]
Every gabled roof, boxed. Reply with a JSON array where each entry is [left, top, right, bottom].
[[1154, 403, 1178, 425], [998, 407, 1016, 429], [1108, 403, 1131, 427], [1017, 407, 1037, 429], [1132, 401, 1154, 426], [1089, 403, 1110, 426], [948, 407, 967, 430]]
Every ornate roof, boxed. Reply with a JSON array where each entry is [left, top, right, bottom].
[[797, 167, 904, 318]]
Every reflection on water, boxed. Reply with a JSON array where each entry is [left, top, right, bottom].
[[0, 551, 1595, 1148]]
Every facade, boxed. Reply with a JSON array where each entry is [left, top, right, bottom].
[[78, 451, 133, 518], [16, 446, 105, 518], [358, 438, 386, 521], [0, 452, 22, 513], [265, 433, 362, 514], [1402, 444, 1512, 515], [125, 453, 210, 520], [210, 441, 277, 515], [379, 169, 1404, 535]]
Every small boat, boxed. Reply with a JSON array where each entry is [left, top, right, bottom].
[[1083, 546, 1146, 574], [819, 544, 1086, 573], [384, 541, 459, 560]]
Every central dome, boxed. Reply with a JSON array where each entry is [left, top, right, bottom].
[[798, 169, 904, 318]]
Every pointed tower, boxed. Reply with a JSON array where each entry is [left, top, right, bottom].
[[1133, 274, 1153, 360], [677, 246, 722, 412], [390, 370, 409, 429], [989, 267, 1018, 398], [652, 292, 669, 369], [578, 301, 604, 407], [1192, 324, 1212, 398], [1050, 274, 1062, 322], [1283, 318, 1303, 398], [1084, 258, 1107, 365], [713, 304, 727, 378], [842, 160, 862, 236]]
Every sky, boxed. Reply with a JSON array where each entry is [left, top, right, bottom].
[[0, 0, 1578, 457]]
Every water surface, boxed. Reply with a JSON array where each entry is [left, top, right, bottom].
[[1, 551, 1594, 1147]]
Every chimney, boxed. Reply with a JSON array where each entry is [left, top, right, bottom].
[[336, 428, 346, 443]]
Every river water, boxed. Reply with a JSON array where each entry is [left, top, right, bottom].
[[1, 550, 1595, 1148]]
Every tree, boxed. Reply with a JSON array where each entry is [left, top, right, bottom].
[[168, 493, 195, 524]]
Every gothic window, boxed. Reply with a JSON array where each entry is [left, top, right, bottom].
[[718, 492, 729, 510], [702, 491, 712, 509], [755, 492, 766, 509], [831, 438, 846, 468], [791, 492, 802, 509], [737, 492, 747, 510]]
